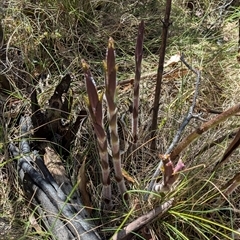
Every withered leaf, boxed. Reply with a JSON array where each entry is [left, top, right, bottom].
[[77, 158, 92, 213]]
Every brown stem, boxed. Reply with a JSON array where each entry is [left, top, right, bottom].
[[150, 0, 172, 150]]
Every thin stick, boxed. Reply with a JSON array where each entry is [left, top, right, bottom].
[[166, 54, 201, 155], [150, 0, 172, 150]]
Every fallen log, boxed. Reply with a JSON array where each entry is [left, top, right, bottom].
[[9, 115, 101, 240]]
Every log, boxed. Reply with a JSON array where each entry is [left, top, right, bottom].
[[9, 116, 101, 240]]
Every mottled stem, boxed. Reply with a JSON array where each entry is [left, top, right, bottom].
[[82, 60, 112, 207], [132, 20, 144, 145], [105, 38, 128, 199]]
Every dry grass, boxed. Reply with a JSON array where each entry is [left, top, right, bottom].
[[0, 0, 240, 239]]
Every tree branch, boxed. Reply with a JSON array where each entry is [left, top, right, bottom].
[[170, 103, 240, 162]]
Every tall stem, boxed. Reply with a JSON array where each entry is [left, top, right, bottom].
[[105, 38, 128, 199], [150, 0, 172, 150], [132, 20, 144, 146], [82, 60, 112, 208]]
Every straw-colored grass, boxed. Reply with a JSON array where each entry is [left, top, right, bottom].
[[0, 0, 240, 239]]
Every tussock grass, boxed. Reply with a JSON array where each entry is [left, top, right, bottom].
[[0, 0, 240, 239]]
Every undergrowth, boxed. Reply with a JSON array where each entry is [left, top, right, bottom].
[[0, 0, 240, 239]]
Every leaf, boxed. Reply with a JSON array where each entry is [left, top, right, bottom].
[[77, 158, 92, 213], [43, 146, 73, 197], [95, 92, 103, 125], [47, 74, 72, 132], [29, 215, 42, 234], [82, 59, 99, 115], [122, 168, 135, 184], [54, 73, 71, 96], [164, 53, 181, 67], [163, 68, 188, 80], [158, 155, 185, 192], [173, 159, 185, 173]]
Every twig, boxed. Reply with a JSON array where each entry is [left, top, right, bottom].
[[146, 55, 201, 198], [203, 108, 240, 116], [237, 18, 240, 63], [222, 172, 240, 197], [0, 20, 4, 48], [96, 68, 189, 91], [150, 0, 172, 150], [111, 198, 174, 240], [166, 54, 201, 154]]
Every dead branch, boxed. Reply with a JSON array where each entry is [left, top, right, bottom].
[[237, 18, 240, 63], [170, 103, 240, 162], [149, 103, 240, 200]]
